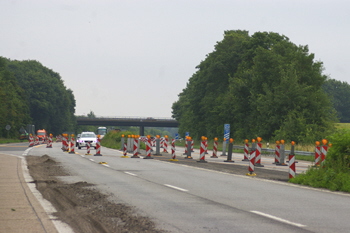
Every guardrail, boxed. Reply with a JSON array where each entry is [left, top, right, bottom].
[[93, 116, 175, 120], [232, 145, 314, 156]]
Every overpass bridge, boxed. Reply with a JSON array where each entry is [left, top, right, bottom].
[[76, 117, 179, 136]]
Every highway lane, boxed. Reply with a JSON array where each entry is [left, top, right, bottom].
[[3, 142, 350, 233]]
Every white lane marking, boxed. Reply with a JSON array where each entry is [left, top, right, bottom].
[[124, 172, 137, 176], [89, 159, 94, 161], [164, 184, 188, 192], [251, 210, 306, 228], [20, 150, 75, 233], [102, 164, 110, 167]]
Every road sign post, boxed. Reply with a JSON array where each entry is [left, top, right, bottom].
[[221, 124, 230, 156]]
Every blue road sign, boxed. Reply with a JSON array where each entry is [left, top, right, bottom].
[[224, 124, 230, 140], [185, 132, 190, 137], [175, 133, 179, 140]]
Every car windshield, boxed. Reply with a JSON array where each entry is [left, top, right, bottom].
[[81, 133, 96, 138]]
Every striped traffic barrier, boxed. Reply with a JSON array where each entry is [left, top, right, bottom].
[[197, 136, 208, 163], [120, 134, 125, 151], [321, 139, 328, 164], [61, 134, 65, 151], [170, 139, 178, 161], [255, 137, 264, 167], [163, 136, 168, 153], [34, 135, 39, 145], [276, 140, 287, 166], [220, 138, 227, 156], [28, 134, 34, 147], [46, 134, 53, 148], [211, 137, 218, 158], [246, 140, 256, 176], [131, 136, 140, 158], [183, 137, 188, 155], [153, 135, 162, 156], [191, 139, 194, 152], [205, 139, 208, 154], [289, 141, 296, 179], [242, 139, 249, 161], [273, 141, 280, 164], [94, 135, 102, 156], [184, 137, 193, 159], [69, 134, 75, 154], [121, 142, 129, 158], [314, 141, 321, 166], [224, 138, 235, 162], [144, 136, 153, 159], [85, 141, 91, 155]]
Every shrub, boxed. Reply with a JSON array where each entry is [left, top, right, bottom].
[[290, 129, 350, 192]]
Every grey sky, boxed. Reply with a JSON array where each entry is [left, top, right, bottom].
[[1, 0, 349, 118]]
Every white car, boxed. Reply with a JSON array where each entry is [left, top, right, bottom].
[[77, 132, 97, 149]]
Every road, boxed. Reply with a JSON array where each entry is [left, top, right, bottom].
[[2, 142, 350, 233]]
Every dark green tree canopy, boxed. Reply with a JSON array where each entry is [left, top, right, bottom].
[[1, 57, 76, 136], [323, 79, 350, 123], [172, 30, 336, 142]]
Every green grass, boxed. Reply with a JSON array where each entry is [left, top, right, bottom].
[[334, 123, 350, 130], [0, 138, 24, 144]]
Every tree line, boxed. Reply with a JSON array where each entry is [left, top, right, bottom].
[[172, 30, 350, 143], [0, 57, 76, 137]]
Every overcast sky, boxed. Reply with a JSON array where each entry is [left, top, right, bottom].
[[1, 0, 349, 118]]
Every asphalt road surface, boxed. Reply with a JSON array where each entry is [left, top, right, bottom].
[[2, 142, 350, 233]]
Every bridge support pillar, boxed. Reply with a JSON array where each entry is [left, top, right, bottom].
[[139, 126, 145, 136]]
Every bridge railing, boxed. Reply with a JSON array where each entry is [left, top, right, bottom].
[[77, 116, 176, 121]]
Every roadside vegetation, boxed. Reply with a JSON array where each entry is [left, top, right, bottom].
[[290, 129, 350, 192], [0, 138, 23, 144], [0, 57, 76, 138]]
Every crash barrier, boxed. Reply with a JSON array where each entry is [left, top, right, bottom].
[[94, 135, 102, 156], [211, 138, 218, 158]]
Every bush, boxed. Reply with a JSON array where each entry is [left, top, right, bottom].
[[101, 131, 146, 150], [290, 129, 350, 192]]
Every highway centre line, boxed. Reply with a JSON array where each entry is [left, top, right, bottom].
[[124, 172, 137, 176], [164, 184, 188, 192], [250, 210, 306, 228]]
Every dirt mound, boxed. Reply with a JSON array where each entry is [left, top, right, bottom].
[[26, 155, 166, 233]]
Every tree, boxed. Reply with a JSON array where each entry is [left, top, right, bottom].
[[172, 30, 336, 142], [0, 57, 31, 137], [323, 79, 350, 123], [5, 58, 76, 135]]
